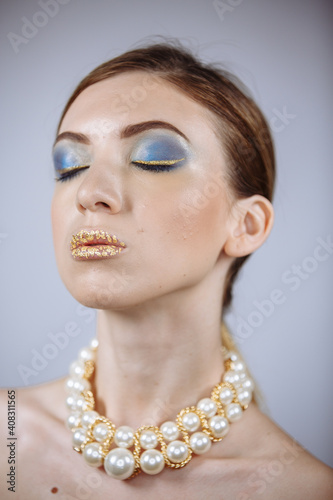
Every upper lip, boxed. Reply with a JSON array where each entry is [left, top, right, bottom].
[[70, 229, 126, 250]]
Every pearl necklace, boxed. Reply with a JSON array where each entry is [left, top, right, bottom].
[[65, 338, 254, 480]]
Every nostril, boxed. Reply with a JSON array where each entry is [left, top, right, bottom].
[[94, 201, 114, 212], [95, 201, 112, 209], [76, 182, 122, 213], [77, 200, 112, 214]]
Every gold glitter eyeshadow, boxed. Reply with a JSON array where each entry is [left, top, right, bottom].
[[132, 158, 185, 165], [56, 165, 89, 174]]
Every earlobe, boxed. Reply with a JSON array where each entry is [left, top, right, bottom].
[[224, 195, 274, 258]]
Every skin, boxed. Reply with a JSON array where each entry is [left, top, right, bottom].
[[1, 72, 332, 499]]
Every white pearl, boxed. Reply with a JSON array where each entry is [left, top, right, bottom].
[[114, 426, 135, 448], [66, 412, 81, 430], [237, 388, 252, 406], [166, 440, 189, 463], [197, 398, 217, 418], [83, 442, 103, 467], [69, 360, 85, 378], [232, 361, 246, 372], [140, 449, 165, 475], [242, 377, 255, 392], [226, 350, 239, 362], [65, 377, 91, 394], [190, 432, 212, 455], [232, 371, 247, 388], [160, 421, 179, 442], [226, 403, 243, 422], [139, 430, 158, 450], [78, 346, 95, 362], [81, 411, 99, 429], [219, 386, 234, 405], [90, 338, 99, 350], [182, 412, 200, 432], [104, 448, 135, 480], [65, 394, 76, 411], [66, 394, 87, 412], [208, 415, 229, 438], [93, 423, 110, 442], [223, 370, 241, 385], [72, 428, 87, 448]]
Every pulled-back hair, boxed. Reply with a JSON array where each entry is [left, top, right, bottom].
[[57, 42, 275, 311]]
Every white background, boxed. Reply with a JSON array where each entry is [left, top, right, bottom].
[[0, 0, 332, 467]]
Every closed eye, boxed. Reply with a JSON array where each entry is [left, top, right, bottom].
[[132, 158, 185, 172], [55, 165, 90, 182]]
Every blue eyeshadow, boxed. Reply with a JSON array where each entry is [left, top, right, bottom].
[[53, 143, 91, 172], [131, 134, 188, 164]]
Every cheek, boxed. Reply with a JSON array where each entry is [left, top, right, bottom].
[[171, 181, 230, 247], [143, 178, 230, 270]]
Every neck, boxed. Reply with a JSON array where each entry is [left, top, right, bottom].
[[93, 278, 226, 430]]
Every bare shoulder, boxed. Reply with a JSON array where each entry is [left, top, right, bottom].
[[15, 378, 67, 443], [205, 404, 333, 500], [4, 380, 73, 499], [0, 381, 66, 498], [17, 377, 65, 413]]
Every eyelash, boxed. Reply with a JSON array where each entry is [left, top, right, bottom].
[[55, 159, 183, 182], [131, 160, 184, 172], [55, 166, 89, 182]]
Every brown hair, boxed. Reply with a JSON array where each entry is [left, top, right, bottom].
[[57, 42, 275, 312]]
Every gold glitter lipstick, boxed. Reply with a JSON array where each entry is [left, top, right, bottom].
[[70, 230, 126, 260]]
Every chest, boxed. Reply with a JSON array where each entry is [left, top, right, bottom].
[[16, 421, 299, 500], [16, 435, 239, 500]]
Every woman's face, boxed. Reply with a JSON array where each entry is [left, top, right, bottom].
[[51, 71, 236, 309]]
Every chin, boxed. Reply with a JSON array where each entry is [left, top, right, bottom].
[[68, 286, 125, 310], [58, 261, 134, 307], [65, 281, 143, 311]]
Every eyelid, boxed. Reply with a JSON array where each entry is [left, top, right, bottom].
[[56, 164, 90, 174], [52, 142, 92, 169], [132, 158, 185, 166], [53, 146, 89, 155], [55, 165, 90, 182]]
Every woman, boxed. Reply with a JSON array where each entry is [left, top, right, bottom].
[[2, 43, 332, 499]]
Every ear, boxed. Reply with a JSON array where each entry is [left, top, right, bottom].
[[224, 195, 274, 257]]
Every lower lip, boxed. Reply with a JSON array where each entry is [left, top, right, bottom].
[[71, 244, 124, 261]]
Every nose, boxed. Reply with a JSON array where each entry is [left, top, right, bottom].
[[75, 166, 123, 215]]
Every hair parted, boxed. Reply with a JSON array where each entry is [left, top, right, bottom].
[[57, 41, 275, 311]]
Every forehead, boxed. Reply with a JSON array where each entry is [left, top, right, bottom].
[[59, 71, 219, 142]]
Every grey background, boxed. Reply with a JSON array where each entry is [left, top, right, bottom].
[[1, 0, 332, 467]]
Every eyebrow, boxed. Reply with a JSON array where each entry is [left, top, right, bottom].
[[53, 131, 91, 147], [53, 120, 189, 148], [120, 121, 189, 142]]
